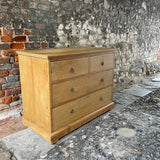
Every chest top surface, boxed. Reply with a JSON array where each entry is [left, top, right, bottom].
[[17, 47, 115, 61]]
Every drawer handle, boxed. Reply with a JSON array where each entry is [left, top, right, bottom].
[[101, 78, 104, 82], [70, 109, 75, 114], [100, 97, 103, 101], [70, 67, 74, 73], [70, 88, 74, 92], [101, 61, 104, 66]]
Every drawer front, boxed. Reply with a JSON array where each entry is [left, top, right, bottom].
[[52, 70, 113, 107], [90, 54, 114, 73], [51, 57, 88, 81], [52, 86, 112, 131]]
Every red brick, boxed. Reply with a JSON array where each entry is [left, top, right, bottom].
[[14, 56, 19, 62], [1, 36, 12, 42], [0, 70, 9, 77], [0, 57, 10, 64], [12, 36, 26, 42], [11, 43, 24, 49], [9, 68, 19, 75], [1, 96, 12, 104], [12, 95, 19, 101], [24, 29, 32, 35], [35, 24, 45, 29], [0, 91, 5, 97], [5, 89, 12, 96], [3, 29, 13, 36], [2, 50, 17, 56], [41, 43, 48, 48], [5, 88, 21, 96], [12, 88, 21, 95]]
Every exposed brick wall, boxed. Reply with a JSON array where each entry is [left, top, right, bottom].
[[0, 0, 160, 120], [0, 25, 54, 116], [0, 28, 23, 115], [0, 0, 56, 119]]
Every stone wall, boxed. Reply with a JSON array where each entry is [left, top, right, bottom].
[[0, 0, 160, 119]]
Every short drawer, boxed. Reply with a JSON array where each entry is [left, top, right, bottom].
[[52, 86, 112, 131], [51, 57, 88, 81], [52, 70, 113, 107], [90, 54, 114, 73]]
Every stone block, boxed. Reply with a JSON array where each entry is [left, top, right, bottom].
[[120, 85, 152, 97], [2, 128, 54, 160], [0, 64, 11, 71], [2, 82, 20, 90], [113, 92, 138, 105], [5, 76, 19, 83]]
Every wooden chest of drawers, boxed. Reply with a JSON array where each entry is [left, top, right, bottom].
[[17, 47, 115, 144]]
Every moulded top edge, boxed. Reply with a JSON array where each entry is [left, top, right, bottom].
[[17, 47, 115, 60]]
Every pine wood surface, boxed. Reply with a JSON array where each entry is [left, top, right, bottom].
[[51, 102, 114, 143], [52, 86, 112, 131], [17, 47, 115, 60], [19, 55, 52, 133], [51, 57, 88, 81], [90, 53, 114, 72], [17, 47, 115, 144], [19, 55, 35, 123], [52, 70, 113, 107], [23, 102, 114, 144]]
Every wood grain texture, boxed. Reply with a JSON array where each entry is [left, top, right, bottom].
[[52, 86, 112, 131], [52, 70, 113, 107], [51, 57, 88, 81], [18, 47, 115, 144], [23, 102, 114, 144], [51, 102, 114, 144], [17, 47, 115, 60], [22, 117, 52, 143], [18, 55, 36, 123], [90, 53, 114, 73], [31, 57, 52, 132]]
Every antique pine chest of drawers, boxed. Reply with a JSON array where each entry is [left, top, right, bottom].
[[17, 47, 115, 144]]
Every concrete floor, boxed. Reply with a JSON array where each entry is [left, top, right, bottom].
[[1, 74, 160, 160]]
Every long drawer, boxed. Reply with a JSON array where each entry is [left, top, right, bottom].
[[90, 54, 114, 73], [51, 57, 88, 81], [52, 86, 113, 131], [52, 70, 113, 107]]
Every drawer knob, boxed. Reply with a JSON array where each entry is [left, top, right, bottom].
[[70, 109, 75, 114], [100, 97, 103, 101], [101, 78, 104, 82], [70, 88, 74, 92], [101, 61, 104, 66], [70, 67, 74, 73]]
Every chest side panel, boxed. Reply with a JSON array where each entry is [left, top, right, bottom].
[[30, 57, 52, 133], [19, 55, 36, 123]]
